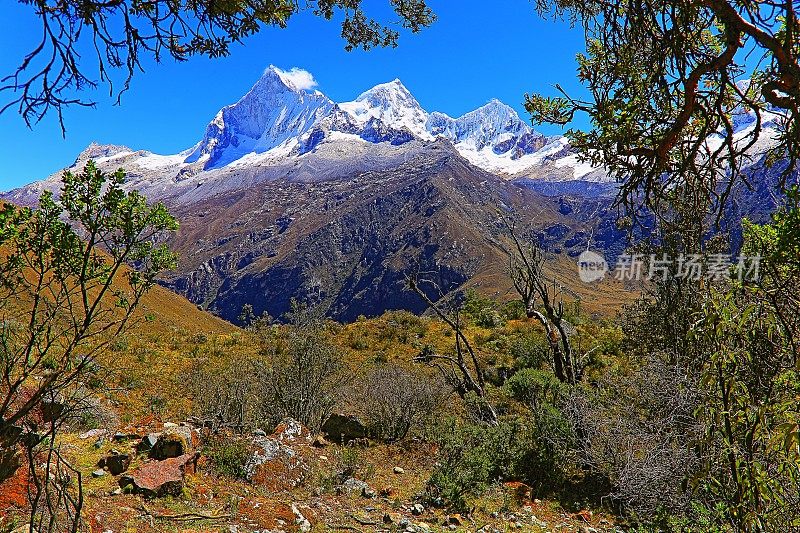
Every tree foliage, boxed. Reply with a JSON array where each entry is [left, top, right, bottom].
[[528, 0, 800, 230], [0, 161, 177, 441], [0, 161, 177, 530], [2, 0, 435, 131]]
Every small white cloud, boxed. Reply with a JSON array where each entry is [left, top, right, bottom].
[[271, 66, 318, 91]]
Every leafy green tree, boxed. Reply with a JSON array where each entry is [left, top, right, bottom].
[[3, 0, 434, 131], [0, 161, 177, 529], [693, 254, 800, 527], [528, 0, 799, 231]]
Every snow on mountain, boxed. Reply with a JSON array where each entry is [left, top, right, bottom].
[[426, 99, 550, 175], [339, 79, 432, 140], [2, 66, 612, 205], [184, 66, 334, 169]]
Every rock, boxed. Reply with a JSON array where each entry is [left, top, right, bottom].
[[98, 450, 131, 475], [340, 477, 374, 498], [0, 425, 23, 448], [245, 435, 308, 490], [393, 466, 405, 474], [443, 515, 462, 526], [119, 453, 199, 497], [163, 422, 179, 429], [41, 400, 65, 422], [321, 414, 368, 443], [411, 503, 424, 516], [504, 481, 532, 503], [272, 418, 312, 444], [252, 429, 267, 437], [91, 469, 105, 478], [19, 431, 42, 448], [292, 504, 311, 532], [150, 426, 196, 460], [79, 428, 107, 440], [137, 432, 160, 453], [113, 431, 139, 442]]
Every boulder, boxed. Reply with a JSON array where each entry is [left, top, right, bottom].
[[137, 432, 160, 453], [98, 450, 131, 475], [292, 504, 311, 532], [78, 428, 107, 440], [113, 431, 139, 442], [0, 425, 23, 448], [245, 435, 308, 491], [150, 426, 197, 460], [272, 418, 312, 445], [312, 435, 329, 448], [41, 400, 64, 423], [119, 453, 199, 497], [321, 414, 368, 443], [340, 477, 375, 498]]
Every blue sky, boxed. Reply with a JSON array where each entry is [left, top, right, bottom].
[[0, 0, 588, 190]]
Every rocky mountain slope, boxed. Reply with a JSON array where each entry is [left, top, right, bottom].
[[158, 139, 627, 322], [3, 66, 612, 207], [4, 66, 790, 323]]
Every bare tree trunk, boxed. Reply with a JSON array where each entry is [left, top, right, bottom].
[[406, 274, 499, 426]]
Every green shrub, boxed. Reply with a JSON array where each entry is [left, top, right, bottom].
[[503, 368, 566, 408], [205, 437, 250, 479], [509, 335, 548, 370], [427, 412, 574, 511], [502, 300, 527, 321], [476, 307, 505, 329]]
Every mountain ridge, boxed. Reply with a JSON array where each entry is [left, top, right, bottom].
[[1, 65, 611, 208]]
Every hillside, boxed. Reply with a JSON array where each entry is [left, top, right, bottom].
[[1, 303, 625, 532]]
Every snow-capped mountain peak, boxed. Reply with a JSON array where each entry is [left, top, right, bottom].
[[353, 79, 421, 111], [338, 78, 431, 139], [2, 65, 617, 207], [184, 66, 334, 168]]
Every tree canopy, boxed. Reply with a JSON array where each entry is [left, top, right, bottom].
[[527, 0, 800, 234], [2, 0, 434, 131]]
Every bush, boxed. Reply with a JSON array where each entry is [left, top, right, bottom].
[[358, 365, 448, 441], [427, 412, 574, 511], [187, 357, 263, 432], [205, 437, 250, 479], [565, 355, 703, 521], [503, 368, 565, 409], [259, 302, 349, 431]]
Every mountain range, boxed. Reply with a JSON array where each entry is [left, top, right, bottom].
[[2, 66, 788, 322]]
